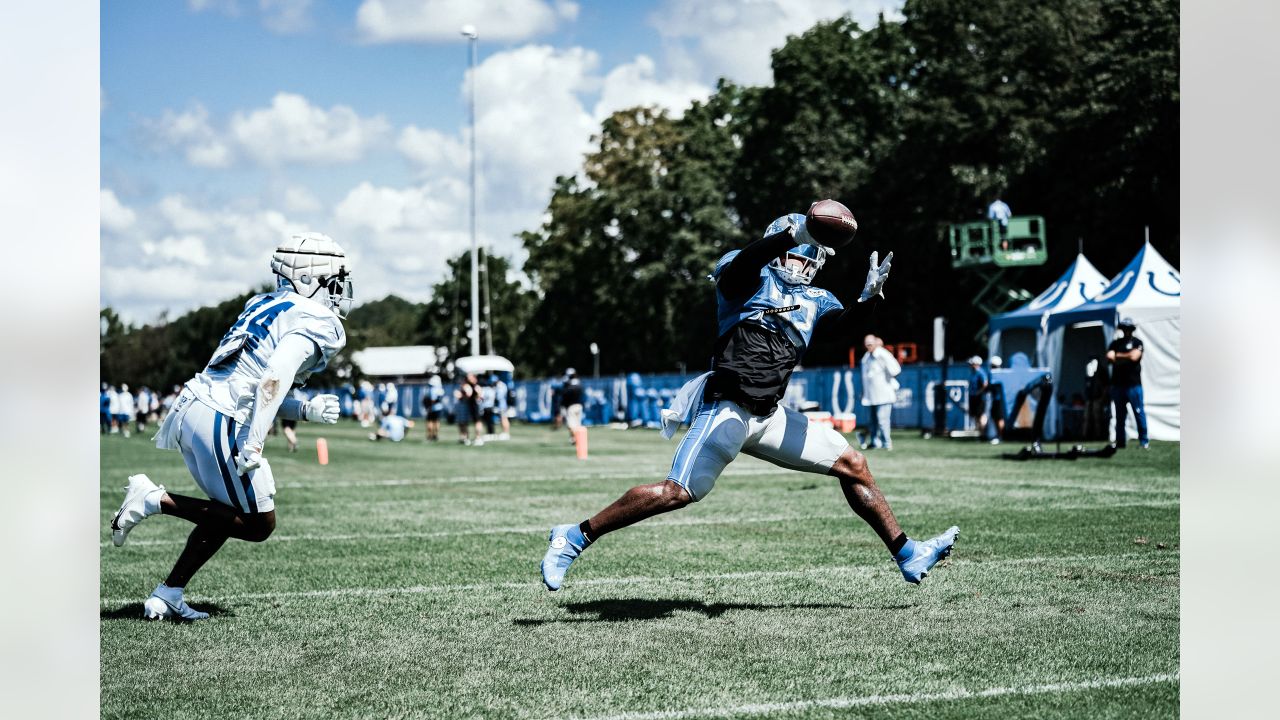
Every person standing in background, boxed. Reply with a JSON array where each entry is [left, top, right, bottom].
[[987, 356, 1005, 445], [1107, 317, 1149, 449], [967, 356, 992, 441], [987, 197, 1012, 248], [423, 374, 445, 442], [118, 384, 136, 439], [101, 383, 114, 434], [859, 335, 901, 451], [561, 369, 585, 445]]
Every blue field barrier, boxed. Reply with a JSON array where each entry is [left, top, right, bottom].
[[315, 362, 986, 434]]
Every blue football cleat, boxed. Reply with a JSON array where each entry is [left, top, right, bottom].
[[541, 523, 589, 591], [896, 526, 960, 584]]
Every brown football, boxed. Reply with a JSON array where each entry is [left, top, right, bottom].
[[805, 199, 858, 248]]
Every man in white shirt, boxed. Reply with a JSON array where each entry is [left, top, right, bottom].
[[860, 335, 902, 451]]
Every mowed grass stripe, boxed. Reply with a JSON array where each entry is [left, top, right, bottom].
[[100, 500, 1179, 548], [569, 673, 1179, 720], [100, 550, 1174, 605]]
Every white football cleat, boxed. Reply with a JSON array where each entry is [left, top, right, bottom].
[[143, 585, 209, 621], [111, 474, 163, 547]]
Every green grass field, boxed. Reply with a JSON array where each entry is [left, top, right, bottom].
[[100, 420, 1179, 719]]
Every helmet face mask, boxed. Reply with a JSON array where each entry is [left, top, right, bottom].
[[770, 244, 826, 285], [271, 232, 354, 318]]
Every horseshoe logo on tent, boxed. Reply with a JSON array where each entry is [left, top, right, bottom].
[[1028, 281, 1067, 310], [1093, 271, 1134, 302], [1147, 270, 1180, 297]]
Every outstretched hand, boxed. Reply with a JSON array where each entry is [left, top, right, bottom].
[[858, 250, 893, 302]]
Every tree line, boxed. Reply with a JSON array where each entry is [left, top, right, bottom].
[[102, 0, 1177, 386]]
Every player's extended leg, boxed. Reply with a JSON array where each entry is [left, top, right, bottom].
[[746, 406, 959, 584], [541, 400, 744, 590]]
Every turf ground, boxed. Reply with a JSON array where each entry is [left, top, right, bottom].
[[100, 421, 1179, 719]]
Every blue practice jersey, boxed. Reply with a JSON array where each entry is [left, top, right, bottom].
[[712, 250, 844, 352]]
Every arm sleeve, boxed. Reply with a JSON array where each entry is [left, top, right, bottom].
[[243, 333, 319, 452], [279, 396, 306, 421], [881, 348, 902, 377], [718, 231, 797, 301]]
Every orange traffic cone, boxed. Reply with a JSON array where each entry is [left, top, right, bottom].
[[316, 437, 329, 465], [573, 427, 588, 460]]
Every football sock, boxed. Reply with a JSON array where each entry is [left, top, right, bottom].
[[890, 533, 916, 562], [578, 520, 595, 545], [143, 487, 165, 516]]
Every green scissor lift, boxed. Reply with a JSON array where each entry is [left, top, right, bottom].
[[947, 215, 1049, 322]]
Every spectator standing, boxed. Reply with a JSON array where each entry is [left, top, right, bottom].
[[455, 373, 485, 446], [492, 374, 511, 440], [383, 381, 399, 416], [561, 369, 584, 444], [135, 386, 151, 434], [118, 384, 136, 438], [987, 356, 1006, 445], [423, 374, 445, 442], [107, 385, 122, 434], [100, 383, 113, 434], [859, 335, 901, 450], [987, 197, 1012, 246], [1107, 317, 1149, 449], [967, 356, 992, 441], [479, 379, 497, 436]]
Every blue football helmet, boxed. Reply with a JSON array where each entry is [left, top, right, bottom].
[[771, 243, 827, 286]]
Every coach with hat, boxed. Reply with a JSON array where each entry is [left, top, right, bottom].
[[1106, 317, 1149, 449]]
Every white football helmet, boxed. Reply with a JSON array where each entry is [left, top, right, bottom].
[[271, 232, 353, 318]]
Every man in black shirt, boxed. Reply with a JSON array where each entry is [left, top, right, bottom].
[[1106, 317, 1149, 449]]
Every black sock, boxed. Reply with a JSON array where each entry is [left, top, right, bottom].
[[579, 519, 595, 544], [887, 532, 908, 556]]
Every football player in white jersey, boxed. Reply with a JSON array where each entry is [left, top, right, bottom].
[[108, 232, 351, 621]]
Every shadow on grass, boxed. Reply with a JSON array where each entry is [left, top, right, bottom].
[[100, 602, 233, 621], [514, 597, 916, 625]]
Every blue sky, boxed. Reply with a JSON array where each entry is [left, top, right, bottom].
[[101, 0, 902, 323]]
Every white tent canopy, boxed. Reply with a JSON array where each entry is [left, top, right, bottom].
[[1041, 242, 1181, 440], [987, 253, 1109, 363], [351, 346, 440, 378]]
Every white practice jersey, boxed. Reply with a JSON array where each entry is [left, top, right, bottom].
[[185, 290, 346, 421]]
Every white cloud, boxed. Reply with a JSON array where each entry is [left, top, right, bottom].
[[145, 93, 388, 168], [189, 0, 312, 34], [229, 93, 390, 166], [141, 235, 212, 267], [101, 195, 314, 322], [283, 185, 323, 214], [397, 125, 469, 176], [157, 195, 216, 233], [651, 0, 904, 86], [100, 189, 137, 232], [355, 0, 568, 43], [260, 0, 313, 33], [144, 104, 233, 168], [595, 55, 710, 120]]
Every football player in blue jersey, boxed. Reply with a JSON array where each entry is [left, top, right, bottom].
[[542, 205, 959, 590], [108, 233, 350, 620]]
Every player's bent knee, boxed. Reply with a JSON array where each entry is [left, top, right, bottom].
[[658, 480, 695, 509], [242, 512, 276, 542], [832, 447, 870, 481]]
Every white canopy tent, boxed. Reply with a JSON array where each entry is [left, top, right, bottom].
[[987, 253, 1110, 363], [1041, 242, 1181, 440]]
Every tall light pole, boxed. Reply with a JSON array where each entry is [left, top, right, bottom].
[[461, 24, 480, 358]]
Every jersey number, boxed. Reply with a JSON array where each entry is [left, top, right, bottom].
[[768, 285, 817, 332]]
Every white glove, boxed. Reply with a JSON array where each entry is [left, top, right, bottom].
[[794, 219, 836, 257], [858, 250, 893, 302], [304, 393, 341, 424], [235, 444, 263, 475]]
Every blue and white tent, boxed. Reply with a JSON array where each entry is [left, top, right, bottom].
[[1042, 242, 1181, 440], [987, 253, 1109, 363]]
